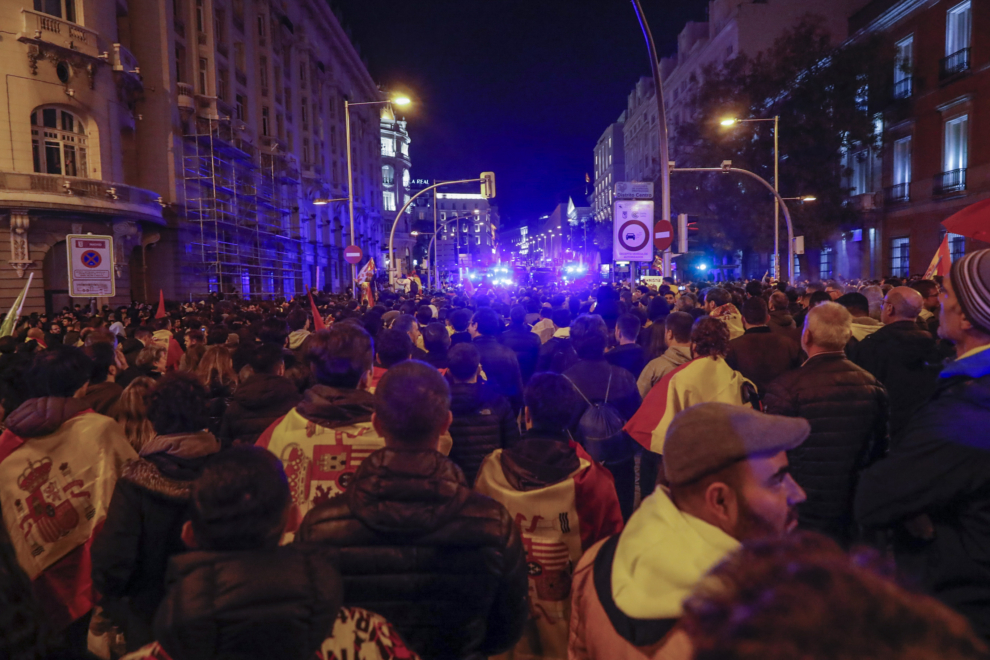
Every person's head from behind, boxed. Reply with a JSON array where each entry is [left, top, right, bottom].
[[664, 311, 694, 347], [615, 313, 641, 345], [682, 532, 987, 660], [802, 302, 852, 356], [85, 341, 118, 385], [115, 377, 156, 451], [136, 344, 167, 373], [28, 346, 93, 398], [807, 290, 831, 309], [376, 328, 412, 368], [306, 325, 374, 389], [415, 305, 433, 327], [664, 403, 808, 542], [447, 343, 481, 384], [705, 287, 731, 312], [422, 322, 451, 355], [675, 293, 698, 313], [249, 343, 285, 377], [881, 286, 924, 324], [449, 307, 473, 333], [570, 314, 608, 360], [740, 297, 770, 329], [373, 361, 451, 450], [154, 316, 172, 331], [768, 290, 789, 312], [258, 316, 289, 346], [509, 305, 526, 326], [184, 446, 293, 551], [524, 372, 581, 433], [551, 308, 571, 331], [691, 317, 730, 359], [469, 307, 500, 338], [147, 371, 210, 436], [286, 307, 309, 332], [836, 292, 871, 319]]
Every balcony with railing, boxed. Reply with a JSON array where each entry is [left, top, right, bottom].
[[934, 169, 966, 195], [20, 9, 102, 59], [884, 182, 910, 205], [0, 172, 164, 224], [892, 77, 912, 99], [940, 48, 971, 81]]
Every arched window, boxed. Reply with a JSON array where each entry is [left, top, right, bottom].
[[31, 107, 88, 178], [402, 168, 410, 189], [382, 164, 394, 186]]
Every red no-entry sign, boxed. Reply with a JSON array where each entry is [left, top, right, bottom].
[[653, 220, 674, 251], [344, 245, 363, 264]]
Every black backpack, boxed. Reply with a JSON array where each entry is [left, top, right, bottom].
[[563, 372, 637, 464]]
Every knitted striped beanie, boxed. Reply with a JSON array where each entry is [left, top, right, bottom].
[[951, 249, 990, 335]]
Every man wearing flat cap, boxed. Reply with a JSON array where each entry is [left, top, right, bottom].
[[857, 248, 990, 642], [568, 403, 808, 660]]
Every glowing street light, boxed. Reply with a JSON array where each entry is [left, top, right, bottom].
[[392, 96, 412, 106], [720, 118, 738, 127], [782, 195, 817, 202], [313, 197, 347, 206]]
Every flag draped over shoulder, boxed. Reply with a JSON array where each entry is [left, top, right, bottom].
[[924, 235, 952, 280], [624, 357, 755, 454]]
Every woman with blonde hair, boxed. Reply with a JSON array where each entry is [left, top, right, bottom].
[[195, 345, 238, 434], [113, 376, 156, 452]]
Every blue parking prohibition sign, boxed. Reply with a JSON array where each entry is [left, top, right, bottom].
[[81, 251, 102, 268]]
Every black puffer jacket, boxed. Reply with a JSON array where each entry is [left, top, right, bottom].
[[499, 324, 541, 383], [764, 353, 888, 546], [153, 545, 342, 660], [852, 320, 943, 435], [296, 448, 529, 660], [473, 335, 525, 414], [219, 373, 302, 447], [448, 381, 520, 485], [92, 431, 220, 650]]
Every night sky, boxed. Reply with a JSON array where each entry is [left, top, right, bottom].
[[333, 0, 710, 227]]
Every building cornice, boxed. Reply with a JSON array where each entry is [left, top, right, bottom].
[[847, 0, 934, 43]]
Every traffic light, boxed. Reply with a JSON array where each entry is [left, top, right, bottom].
[[481, 172, 496, 199], [677, 214, 688, 253]]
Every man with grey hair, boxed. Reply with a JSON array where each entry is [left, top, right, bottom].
[[853, 287, 941, 435], [764, 302, 888, 547]]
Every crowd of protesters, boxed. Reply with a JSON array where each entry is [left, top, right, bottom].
[[2, 250, 990, 660]]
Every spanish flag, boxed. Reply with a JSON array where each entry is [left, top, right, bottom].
[[924, 235, 952, 280], [624, 356, 755, 454]]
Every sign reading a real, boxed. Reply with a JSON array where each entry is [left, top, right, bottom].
[[66, 234, 115, 298], [613, 200, 654, 263]]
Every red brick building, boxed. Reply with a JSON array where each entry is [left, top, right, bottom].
[[850, 0, 988, 277]]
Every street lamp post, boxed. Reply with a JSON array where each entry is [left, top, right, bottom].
[[345, 95, 411, 297], [721, 116, 780, 279], [671, 163, 796, 283]]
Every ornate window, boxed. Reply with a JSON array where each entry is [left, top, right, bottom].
[[31, 107, 88, 178]]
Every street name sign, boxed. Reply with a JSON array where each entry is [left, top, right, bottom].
[[67, 234, 114, 298], [614, 181, 654, 200]]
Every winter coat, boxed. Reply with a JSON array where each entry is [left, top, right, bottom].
[[768, 309, 802, 344], [91, 431, 220, 650], [473, 335, 525, 414], [500, 323, 541, 383], [218, 373, 302, 447], [852, 320, 943, 435], [474, 433, 624, 660], [764, 353, 888, 546], [79, 381, 124, 416], [450, 331, 473, 346], [0, 397, 136, 628], [447, 380, 520, 485], [849, 316, 883, 342], [296, 448, 529, 660], [147, 545, 344, 660], [537, 332, 578, 374], [204, 379, 234, 436], [258, 385, 453, 523], [636, 346, 692, 398], [568, 488, 739, 660], [605, 344, 647, 380], [855, 346, 990, 640], [725, 326, 800, 395]]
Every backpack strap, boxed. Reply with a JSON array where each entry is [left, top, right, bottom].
[[603, 371, 613, 404], [562, 373, 593, 407]]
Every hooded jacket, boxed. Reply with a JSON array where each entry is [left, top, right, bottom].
[[448, 380, 520, 485], [849, 315, 883, 342], [856, 346, 990, 639], [568, 488, 739, 660], [852, 320, 943, 435], [297, 448, 529, 660], [709, 304, 744, 340], [726, 326, 800, 395], [79, 381, 124, 416], [91, 430, 220, 650], [636, 345, 692, 398], [764, 353, 888, 545], [287, 328, 311, 351], [474, 434, 623, 660], [500, 322, 541, 383], [219, 373, 302, 447], [0, 397, 136, 628]]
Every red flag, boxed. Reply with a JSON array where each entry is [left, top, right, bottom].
[[155, 290, 167, 319], [924, 235, 952, 280], [308, 289, 326, 331]]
